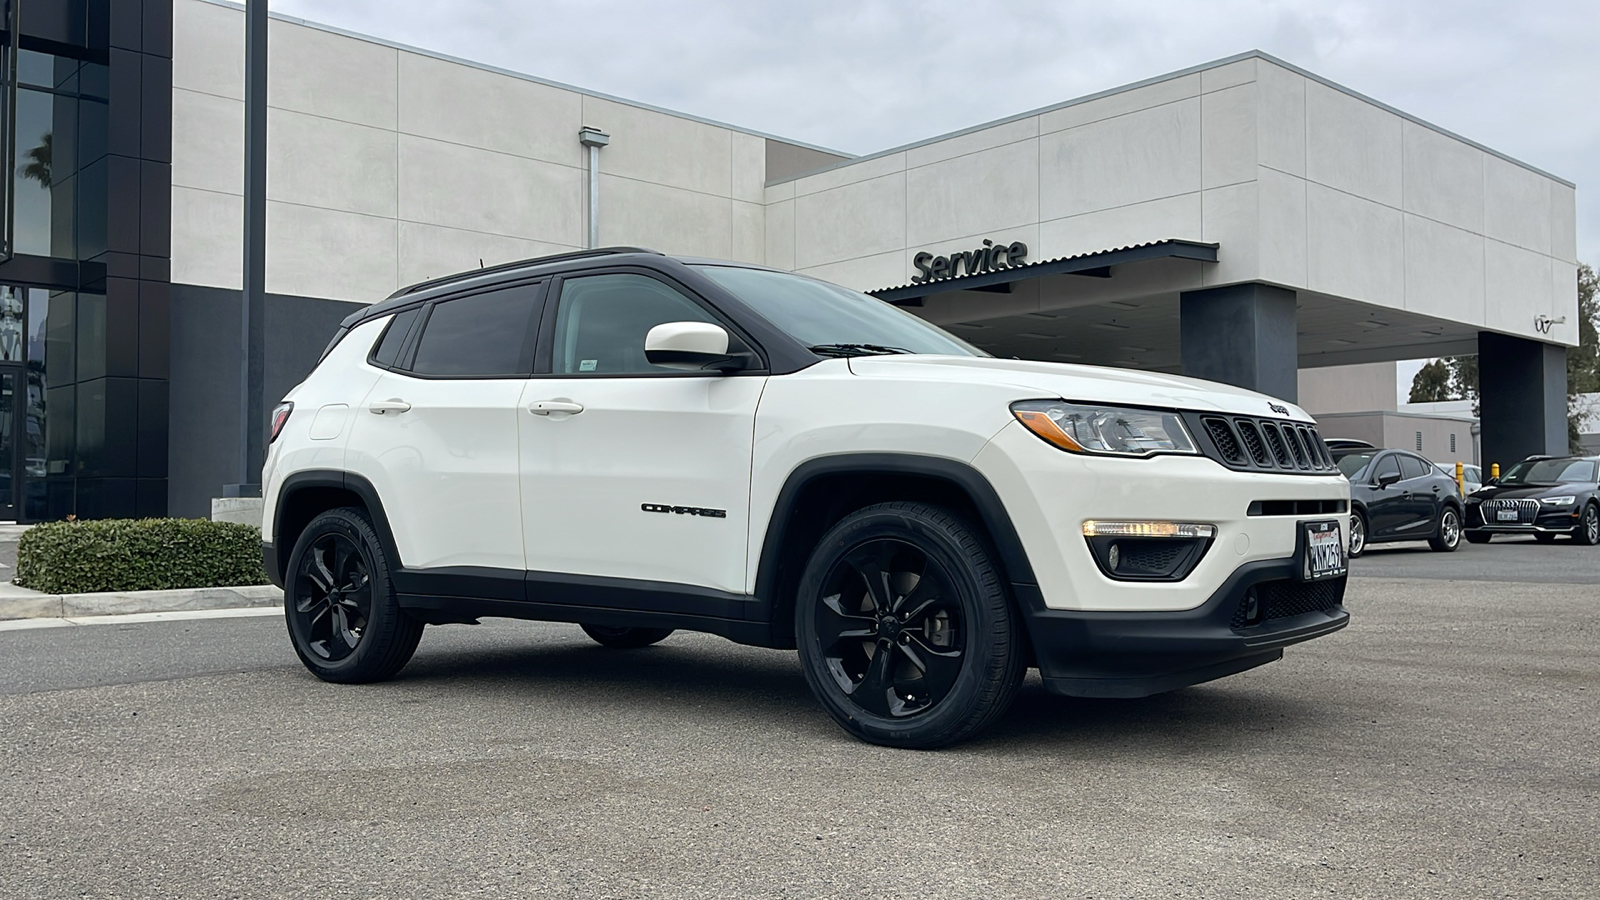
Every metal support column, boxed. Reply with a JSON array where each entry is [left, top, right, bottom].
[[1179, 283, 1300, 403], [579, 127, 609, 249], [229, 0, 268, 497]]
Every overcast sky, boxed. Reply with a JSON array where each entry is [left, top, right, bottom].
[[272, 0, 1596, 399]]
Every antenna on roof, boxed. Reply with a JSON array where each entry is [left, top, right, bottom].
[[479, 258, 484, 269]]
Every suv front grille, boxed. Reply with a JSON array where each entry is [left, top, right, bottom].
[[1190, 415, 1338, 475], [1230, 578, 1346, 629]]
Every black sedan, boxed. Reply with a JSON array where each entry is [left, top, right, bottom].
[[1464, 456, 1600, 545], [1333, 448, 1464, 557]]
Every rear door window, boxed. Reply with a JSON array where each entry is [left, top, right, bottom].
[[1398, 454, 1430, 481], [370, 308, 420, 369], [407, 285, 541, 377]]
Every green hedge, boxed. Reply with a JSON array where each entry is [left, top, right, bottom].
[[13, 518, 270, 594]]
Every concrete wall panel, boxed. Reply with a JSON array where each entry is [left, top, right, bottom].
[[905, 139, 1039, 247], [1202, 83, 1256, 189], [1402, 121, 1483, 233], [268, 109, 397, 218], [793, 174, 905, 269], [1201, 181, 1257, 286], [1484, 154, 1552, 254], [1256, 61, 1306, 177], [582, 96, 732, 197], [171, 88, 242, 195], [904, 116, 1038, 169], [764, 198, 794, 271], [1306, 183, 1403, 307], [173, 0, 242, 99], [790, 152, 905, 196], [1305, 81, 1402, 207], [1038, 193, 1202, 262], [1551, 184, 1577, 264], [397, 222, 575, 289], [1038, 73, 1199, 134], [269, 19, 397, 129], [731, 200, 765, 264], [1403, 214, 1485, 323], [1549, 260, 1580, 346], [265, 202, 397, 301], [731, 133, 766, 204], [1201, 58, 1256, 93], [1039, 99, 1201, 220], [794, 250, 904, 293], [398, 52, 583, 167], [1257, 166, 1307, 287], [171, 185, 242, 289], [398, 134, 582, 243], [598, 175, 733, 259], [1483, 238, 1550, 338]]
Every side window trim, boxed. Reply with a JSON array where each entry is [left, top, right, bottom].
[[387, 279, 548, 380], [532, 266, 766, 377]]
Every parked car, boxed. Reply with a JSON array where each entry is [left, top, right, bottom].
[[1434, 461, 1483, 495], [1464, 456, 1600, 544], [1333, 447, 1463, 556], [261, 247, 1351, 749]]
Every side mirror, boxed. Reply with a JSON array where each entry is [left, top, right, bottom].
[[1376, 471, 1402, 488], [644, 321, 750, 372]]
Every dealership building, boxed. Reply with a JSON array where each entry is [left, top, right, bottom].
[[0, 0, 1580, 521]]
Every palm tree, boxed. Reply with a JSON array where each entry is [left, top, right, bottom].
[[19, 132, 51, 189]]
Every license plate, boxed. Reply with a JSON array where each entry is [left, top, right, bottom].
[[1496, 509, 1519, 522], [1300, 520, 1347, 582]]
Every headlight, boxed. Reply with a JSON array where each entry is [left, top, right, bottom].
[[1011, 400, 1197, 457], [1541, 495, 1577, 506]]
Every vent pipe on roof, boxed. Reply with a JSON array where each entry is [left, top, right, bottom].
[[579, 127, 610, 249]]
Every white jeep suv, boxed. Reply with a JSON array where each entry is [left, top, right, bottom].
[[262, 247, 1350, 748]]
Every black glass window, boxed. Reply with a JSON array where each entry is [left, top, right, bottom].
[[409, 288, 538, 377], [551, 274, 717, 375], [1398, 454, 1429, 480], [370, 308, 419, 369], [1371, 454, 1401, 483], [7, 47, 107, 260]]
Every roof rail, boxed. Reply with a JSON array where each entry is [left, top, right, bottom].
[[389, 246, 662, 298]]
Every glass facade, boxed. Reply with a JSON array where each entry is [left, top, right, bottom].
[[0, 0, 170, 521]]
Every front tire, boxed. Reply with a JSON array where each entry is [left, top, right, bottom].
[[795, 502, 1025, 750], [580, 624, 675, 648], [1576, 504, 1600, 546], [1428, 506, 1462, 552], [285, 507, 423, 684]]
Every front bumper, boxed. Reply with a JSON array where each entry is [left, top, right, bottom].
[[1018, 558, 1349, 697], [1465, 506, 1583, 534]]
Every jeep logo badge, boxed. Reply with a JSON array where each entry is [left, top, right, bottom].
[[1268, 402, 1290, 415]]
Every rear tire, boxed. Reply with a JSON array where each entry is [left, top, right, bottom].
[[1428, 506, 1461, 552], [580, 624, 675, 648], [285, 507, 423, 684], [794, 501, 1025, 750]]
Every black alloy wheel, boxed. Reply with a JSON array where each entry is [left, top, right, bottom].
[[1428, 506, 1461, 552], [796, 502, 1024, 749], [286, 508, 423, 683], [580, 624, 675, 648], [1577, 504, 1600, 546], [1348, 512, 1368, 558]]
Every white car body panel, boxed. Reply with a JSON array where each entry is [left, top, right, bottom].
[[519, 374, 765, 593]]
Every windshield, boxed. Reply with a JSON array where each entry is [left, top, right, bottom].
[[1335, 451, 1373, 480], [1499, 458, 1598, 485], [693, 265, 984, 357]]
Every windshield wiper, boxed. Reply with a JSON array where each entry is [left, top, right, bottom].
[[807, 343, 914, 357]]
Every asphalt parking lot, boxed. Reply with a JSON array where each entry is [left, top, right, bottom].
[[2, 547, 1596, 898]]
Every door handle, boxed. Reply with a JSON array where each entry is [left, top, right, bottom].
[[529, 400, 584, 416], [368, 399, 411, 415], [1431, 486, 1441, 493]]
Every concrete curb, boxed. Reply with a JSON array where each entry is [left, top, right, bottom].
[[0, 583, 283, 621]]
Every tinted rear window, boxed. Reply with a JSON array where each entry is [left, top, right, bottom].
[[370, 308, 419, 368], [409, 287, 538, 377]]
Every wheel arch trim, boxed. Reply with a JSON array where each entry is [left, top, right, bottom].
[[269, 470, 401, 585], [754, 453, 1039, 605]]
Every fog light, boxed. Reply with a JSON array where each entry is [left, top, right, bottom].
[[1107, 543, 1121, 570], [1082, 520, 1217, 539]]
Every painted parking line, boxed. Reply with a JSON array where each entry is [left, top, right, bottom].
[[0, 606, 282, 632]]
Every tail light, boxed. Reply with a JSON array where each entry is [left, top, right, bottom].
[[269, 401, 294, 443]]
